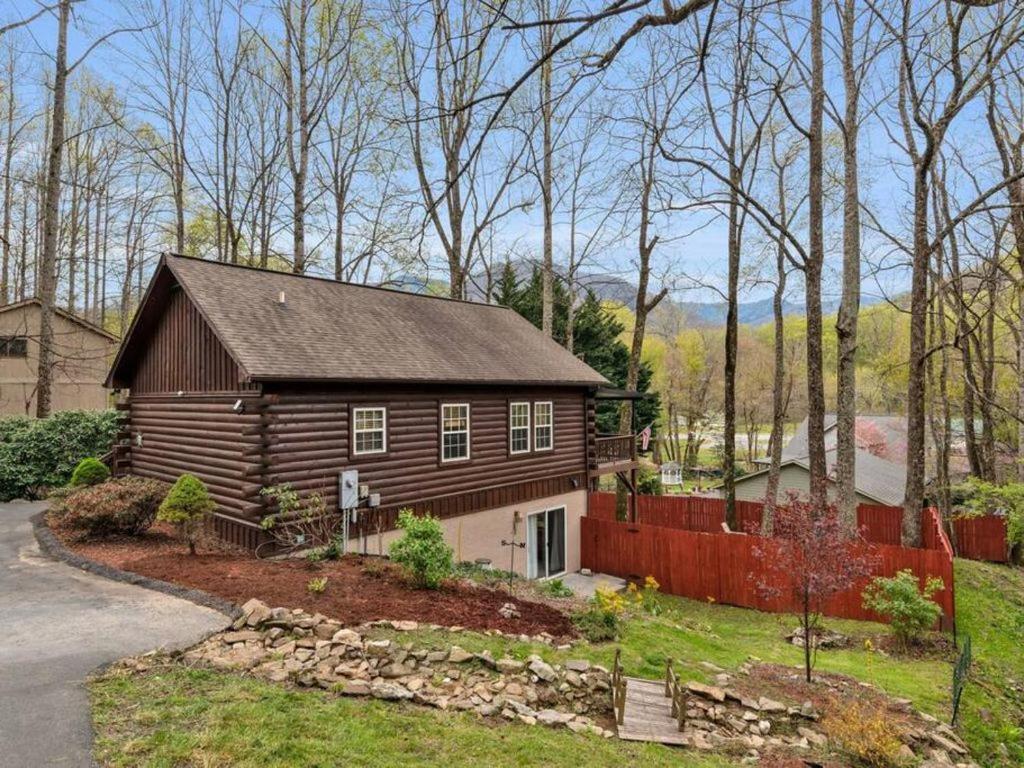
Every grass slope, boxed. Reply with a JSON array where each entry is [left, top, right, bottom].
[[89, 559, 1023, 767], [953, 559, 1024, 765], [91, 668, 730, 768]]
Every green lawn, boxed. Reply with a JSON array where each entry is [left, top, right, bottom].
[[89, 559, 1024, 767], [90, 669, 731, 768]]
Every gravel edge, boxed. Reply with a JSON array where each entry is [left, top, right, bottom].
[[31, 510, 242, 621]]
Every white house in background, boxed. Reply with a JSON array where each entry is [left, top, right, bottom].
[[731, 415, 909, 507]]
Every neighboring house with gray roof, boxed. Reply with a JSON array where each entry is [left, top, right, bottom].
[[733, 415, 911, 507]]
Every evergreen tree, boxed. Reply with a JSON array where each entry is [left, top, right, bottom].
[[503, 266, 660, 437]]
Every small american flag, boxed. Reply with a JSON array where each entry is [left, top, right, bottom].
[[639, 423, 652, 451]]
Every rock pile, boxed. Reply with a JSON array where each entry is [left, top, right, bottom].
[[181, 599, 613, 737], [676, 667, 976, 767]]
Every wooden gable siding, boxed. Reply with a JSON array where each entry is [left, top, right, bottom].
[[130, 286, 254, 394], [125, 395, 264, 519], [261, 386, 587, 512]]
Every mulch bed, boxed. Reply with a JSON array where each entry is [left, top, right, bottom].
[[51, 522, 575, 638]]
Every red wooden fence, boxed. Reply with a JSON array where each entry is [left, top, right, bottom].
[[589, 493, 904, 545], [580, 515, 955, 630], [953, 515, 1008, 563]]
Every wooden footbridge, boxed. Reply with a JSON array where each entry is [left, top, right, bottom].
[[610, 651, 690, 745]]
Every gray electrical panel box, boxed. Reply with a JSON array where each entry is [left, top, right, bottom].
[[338, 469, 359, 509]]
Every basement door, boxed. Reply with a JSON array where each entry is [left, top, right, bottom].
[[526, 506, 566, 579]]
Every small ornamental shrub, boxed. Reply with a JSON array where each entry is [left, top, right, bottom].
[[541, 577, 573, 598], [637, 468, 663, 495], [822, 702, 905, 767], [307, 577, 328, 595], [51, 476, 168, 537], [862, 569, 944, 649], [70, 457, 110, 487], [573, 584, 626, 642], [158, 474, 216, 555], [389, 509, 453, 589]]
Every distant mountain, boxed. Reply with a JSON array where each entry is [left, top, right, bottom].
[[674, 297, 843, 327], [395, 260, 860, 328]]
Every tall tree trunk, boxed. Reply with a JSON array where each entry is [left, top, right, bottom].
[[36, 0, 70, 419], [805, 0, 828, 511], [539, 0, 554, 337], [1, 64, 14, 305], [835, 0, 861, 533], [723, 170, 740, 529], [903, 166, 930, 548], [764, 163, 789, 535]]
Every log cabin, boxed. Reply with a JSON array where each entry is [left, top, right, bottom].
[[106, 254, 639, 577]]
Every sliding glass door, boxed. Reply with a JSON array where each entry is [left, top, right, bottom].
[[526, 506, 566, 579]]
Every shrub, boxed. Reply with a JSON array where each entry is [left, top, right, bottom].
[[51, 476, 168, 537], [571, 606, 620, 642], [158, 474, 216, 555], [0, 410, 118, 501], [822, 702, 905, 767], [572, 584, 626, 642], [637, 468, 662, 495], [862, 569, 944, 649], [388, 509, 453, 589], [259, 483, 339, 552], [70, 457, 110, 487], [307, 577, 328, 595], [541, 577, 573, 598]]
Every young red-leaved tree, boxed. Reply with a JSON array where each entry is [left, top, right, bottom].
[[753, 492, 877, 682]]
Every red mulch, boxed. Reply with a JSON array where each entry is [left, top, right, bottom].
[[53, 522, 575, 638]]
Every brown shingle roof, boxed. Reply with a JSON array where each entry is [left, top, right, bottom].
[[114, 254, 607, 387]]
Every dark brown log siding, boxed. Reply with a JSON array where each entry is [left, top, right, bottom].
[[130, 286, 254, 394], [125, 395, 264, 518], [262, 385, 588, 511]]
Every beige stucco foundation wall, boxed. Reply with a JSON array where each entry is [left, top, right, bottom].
[[363, 489, 588, 578]]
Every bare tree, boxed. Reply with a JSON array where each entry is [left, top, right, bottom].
[[394, 0, 532, 298]]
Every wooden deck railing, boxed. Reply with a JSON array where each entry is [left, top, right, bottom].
[[594, 434, 636, 466]]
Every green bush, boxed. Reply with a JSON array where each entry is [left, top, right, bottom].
[[572, 585, 625, 642], [50, 476, 169, 537], [388, 509, 453, 589], [637, 468, 662, 495], [0, 410, 118, 501], [158, 474, 216, 555], [70, 457, 110, 487], [541, 577, 573, 598], [862, 569, 945, 649]]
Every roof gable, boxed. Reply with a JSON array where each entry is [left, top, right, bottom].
[[0, 298, 118, 342], [110, 255, 608, 388]]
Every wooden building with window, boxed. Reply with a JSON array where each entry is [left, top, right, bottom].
[[0, 298, 117, 416], [107, 254, 639, 577]]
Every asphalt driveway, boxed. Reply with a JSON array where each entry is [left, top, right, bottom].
[[0, 500, 227, 767]]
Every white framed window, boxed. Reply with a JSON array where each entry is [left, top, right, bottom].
[[534, 401, 553, 451], [509, 401, 531, 454], [441, 403, 470, 462], [353, 407, 387, 455]]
